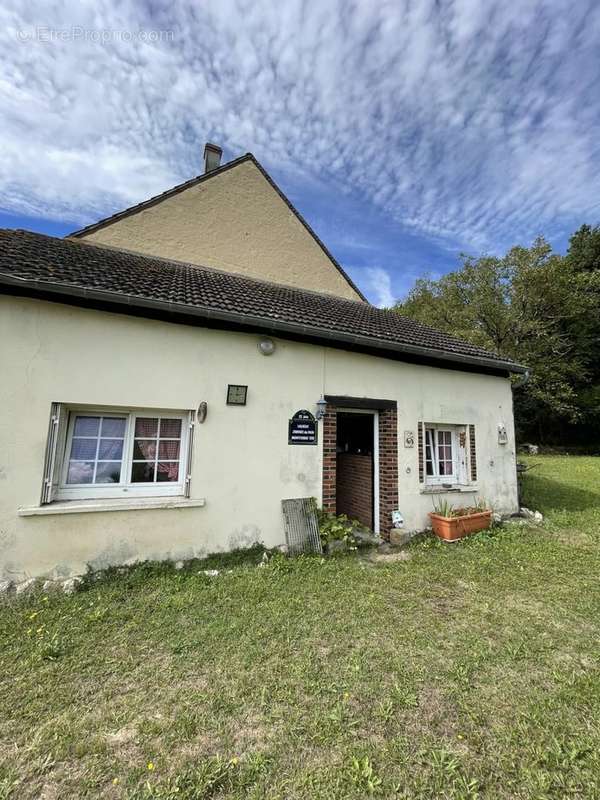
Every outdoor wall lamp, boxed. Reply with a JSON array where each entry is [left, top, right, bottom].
[[315, 396, 327, 420], [258, 337, 276, 355]]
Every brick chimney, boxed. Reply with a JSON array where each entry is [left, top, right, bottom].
[[203, 143, 222, 173]]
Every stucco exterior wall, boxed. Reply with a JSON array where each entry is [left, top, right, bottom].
[[78, 160, 362, 301], [0, 297, 518, 579]]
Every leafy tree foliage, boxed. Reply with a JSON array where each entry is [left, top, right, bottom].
[[395, 230, 600, 444], [566, 224, 600, 273]]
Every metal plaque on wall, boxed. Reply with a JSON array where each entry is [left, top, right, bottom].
[[288, 410, 318, 445]]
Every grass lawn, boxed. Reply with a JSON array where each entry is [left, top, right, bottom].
[[2, 456, 600, 799]]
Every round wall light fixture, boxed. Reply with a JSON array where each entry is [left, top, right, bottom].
[[258, 337, 276, 356]]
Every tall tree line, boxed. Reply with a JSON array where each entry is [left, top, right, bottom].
[[395, 225, 600, 445]]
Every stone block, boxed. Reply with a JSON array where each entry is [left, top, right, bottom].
[[16, 578, 36, 596], [389, 529, 412, 547]]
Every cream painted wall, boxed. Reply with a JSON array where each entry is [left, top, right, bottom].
[[0, 297, 518, 579], [78, 160, 362, 301]]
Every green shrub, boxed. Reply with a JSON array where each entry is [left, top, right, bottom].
[[312, 502, 363, 550]]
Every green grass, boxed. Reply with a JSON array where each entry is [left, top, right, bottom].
[[2, 455, 600, 799]]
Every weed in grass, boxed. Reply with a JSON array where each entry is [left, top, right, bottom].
[[170, 711, 199, 741], [375, 699, 395, 722], [131, 756, 237, 799], [420, 749, 480, 800], [347, 756, 382, 795], [448, 662, 476, 690], [391, 682, 419, 708], [0, 770, 19, 800]]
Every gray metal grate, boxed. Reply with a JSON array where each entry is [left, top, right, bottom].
[[281, 498, 323, 555]]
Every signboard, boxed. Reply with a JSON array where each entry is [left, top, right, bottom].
[[288, 409, 318, 445], [227, 384, 248, 405]]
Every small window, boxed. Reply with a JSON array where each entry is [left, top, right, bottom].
[[50, 408, 193, 501], [424, 425, 463, 486]]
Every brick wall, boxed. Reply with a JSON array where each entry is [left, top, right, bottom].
[[378, 407, 399, 537], [336, 453, 373, 528], [322, 408, 337, 515]]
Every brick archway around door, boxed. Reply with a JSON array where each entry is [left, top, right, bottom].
[[322, 400, 398, 538]]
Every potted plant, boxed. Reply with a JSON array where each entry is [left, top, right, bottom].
[[429, 498, 492, 542]]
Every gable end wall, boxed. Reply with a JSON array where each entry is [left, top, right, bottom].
[[79, 160, 363, 301]]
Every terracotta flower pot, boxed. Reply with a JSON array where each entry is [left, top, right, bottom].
[[429, 510, 492, 542]]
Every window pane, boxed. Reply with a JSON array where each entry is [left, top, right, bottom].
[[425, 429, 435, 476], [135, 417, 158, 438], [133, 439, 157, 460], [435, 430, 453, 477], [101, 417, 126, 437], [67, 461, 94, 483], [98, 439, 123, 460], [131, 461, 156, 482], [157, 462, 179, 482], [63, 411, 186, 493], [159, 440, 180, 460], [159, 418, 182, 438], [95, 462, 122, 483], [70, 438, 98, 460], [439, 457, 453, 475], [73, 416, 100, 437], [66, 415, 127, 486]]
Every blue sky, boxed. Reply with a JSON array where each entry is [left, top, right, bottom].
[[2, 1, 600, 306]]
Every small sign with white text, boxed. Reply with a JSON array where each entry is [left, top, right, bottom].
[[288, 410, 317, 445]]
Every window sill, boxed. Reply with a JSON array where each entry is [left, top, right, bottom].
[[18, 496, 206, 517], [420, 486, 479, 495]]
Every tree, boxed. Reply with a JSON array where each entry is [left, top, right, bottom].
[[564, 224, 600, 437], [396, 236, 597, 443], [566, 224, 600, 273]]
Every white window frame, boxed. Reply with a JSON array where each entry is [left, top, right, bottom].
[[424, 424, 468, 487], [56, 408, 192, 501]]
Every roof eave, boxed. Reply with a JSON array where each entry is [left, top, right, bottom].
[[0, 273, 528, 375]]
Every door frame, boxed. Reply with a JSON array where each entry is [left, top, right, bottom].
[[336, 408, 380, 535]]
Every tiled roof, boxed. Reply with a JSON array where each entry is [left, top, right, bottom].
[[0, 229, 525, 373]]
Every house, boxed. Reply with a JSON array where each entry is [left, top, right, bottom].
[[0, 144, 525, 580]]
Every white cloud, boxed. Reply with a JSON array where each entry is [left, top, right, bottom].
[[0, 0, 599, 251], [362, 267, 396, 308]]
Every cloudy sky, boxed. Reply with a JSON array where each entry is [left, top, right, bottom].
[[2, 1, 600, 306]]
